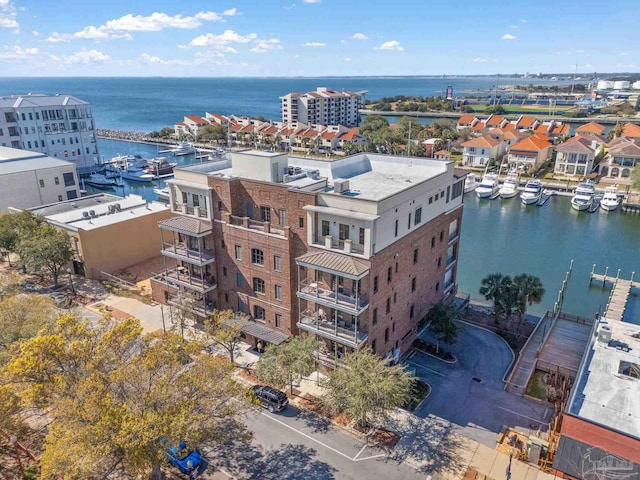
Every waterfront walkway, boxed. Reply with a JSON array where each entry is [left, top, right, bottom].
[[590, 272, 636, 322]]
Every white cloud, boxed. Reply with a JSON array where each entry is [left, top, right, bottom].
[[74, 25, 132, 40], [616, 63, 636, 69], [0, 45, 38, 59], [222, 8, 241, 16], [64, 49, 110, 65], [340, 39, 346, 44], [303, 0, 321, 3], [138, 52, 191, 66], [251, 38, 282, 53], [45, 32, 72, 42], [352, 33, 368, 40], [510, 25, 518, 29], [375, 40, 403, 51], [472, 57, 488, 63], [303, 42, 326, 47], [520, 19, 526, 23], [31, 30, 38, 36], [0, 0, 18, 29], [344, 57, 352, 62], [188, 30, 257, 47], [501, 33, 516, 40], [620, 52, 628, 56]]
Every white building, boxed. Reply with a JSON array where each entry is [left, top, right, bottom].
[[0, 93, 99, 174], [280, 87, 366, 127], [0, 146, 79, 213]]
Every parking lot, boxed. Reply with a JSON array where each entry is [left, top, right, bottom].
[[406, 321, 552, 447]]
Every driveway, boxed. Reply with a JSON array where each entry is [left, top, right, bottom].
[[406, 321, 552, 447]]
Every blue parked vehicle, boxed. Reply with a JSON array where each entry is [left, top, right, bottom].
[[160, 438, 202, 478]]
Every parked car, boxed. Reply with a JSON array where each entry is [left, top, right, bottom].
[[251, 385, 289, 413], [160, 438, 201, 477]]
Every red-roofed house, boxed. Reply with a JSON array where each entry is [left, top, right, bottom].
[[554, 136, 604, 177], [485, 115, 508, 129], [456, 114, 479, 131], [174, 114, 210, 137], [515, 115, 539, 130], [205, 112, 229, 125], [575, 122, 606, 136], [598, 136, 640, 181], [337, 127, 367, 151], [461, 134, 503, 167], [471, 121, 486, 132], [507, 135, 552, 171], [533, 122, 570, 140], [621, 122, 640, 138]]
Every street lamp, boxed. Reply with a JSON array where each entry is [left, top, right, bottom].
[[66, 267, 76, 296]]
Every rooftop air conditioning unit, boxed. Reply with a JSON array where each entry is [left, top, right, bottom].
[[598, 325, 612, 343], [114, 203, 122, 212], [82, 211, 90, 219], [89, 209, 96, 217], [334, 179, 350, 193], [294, 167, 302, 174], [108, 205, 115, 214]]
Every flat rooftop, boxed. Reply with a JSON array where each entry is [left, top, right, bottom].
[[567, 317, 640, 439], [29, 193, 168, 231], [0, 147, 74, 174], [175, 151, 452, 202]]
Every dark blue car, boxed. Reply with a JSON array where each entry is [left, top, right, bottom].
[[160, 438, 202, 477]]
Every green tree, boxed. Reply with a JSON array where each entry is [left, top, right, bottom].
[[169, 290, 202, 340], [511, 274, 545, 337], [608, 122, 625, 141], [204, 309, 249, 364], [479, 273, 513, 324], [359, 115, 390, 146], [484, 105, 506, 115], [20, 223, 72, 287], [199, 124, 227, 144], [396, 116, 421, 140], [323, 350, 414, 428], [256, 335, 318, 394], [0, 214, 18, 266], [630, 165, 640, 191], [426, 303, 459, 352], [5, 315, 251, 480]]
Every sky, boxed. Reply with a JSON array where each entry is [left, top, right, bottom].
[[0, 0, 638, 77]]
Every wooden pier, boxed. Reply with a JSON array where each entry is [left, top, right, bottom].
[[589, 266, 636, 322]]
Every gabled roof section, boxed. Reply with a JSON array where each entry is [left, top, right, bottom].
[[516, 115, 537, 128], [510, 135, 551, 152], [296, 251, 370, 279], [622, 123, 640, 138], [608, 137, 640, 156], [457, 114, 477, 125], [485, 115, 505, 127], [576, 122, 606, 134], [185, 115, 208, 124], [158, 216, 212, 236], [471, 121, 486, 131], [339, 128, 362, 141], [556, 136, 599, 154], [462, 134, 501, 148]]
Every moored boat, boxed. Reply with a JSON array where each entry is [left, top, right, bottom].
[[571, 180, 596, 211], [84, 173, 121, 188], [600, 185, 619, 211], [171, 141, 196, 156], [520, 179, 543, 205], [476, 173, 499, 198], [464, 172, 479, 193], [153, 187, 170, 201], [145, 157, 177, 176], [120, 165, 154, 182], [499, 173, 519, 199]]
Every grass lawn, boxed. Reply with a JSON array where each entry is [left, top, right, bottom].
[[402, 380, 431, 412], [525, 370, 547, 401]]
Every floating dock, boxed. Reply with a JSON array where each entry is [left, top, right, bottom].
[[589, 267, 636, 322]]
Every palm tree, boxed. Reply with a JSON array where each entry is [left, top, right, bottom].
[[426, 303, 459, 353], [274, 133, 282, 151], [479, 273, 512, 325], [511, 274, 545, 338]]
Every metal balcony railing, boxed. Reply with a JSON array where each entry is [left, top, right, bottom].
[[161, 242, 215, 264], [298, 278, 368, 312], [298, 310, 367, 348]]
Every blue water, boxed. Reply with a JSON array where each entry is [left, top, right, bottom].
[[0, 77, 573, 132]]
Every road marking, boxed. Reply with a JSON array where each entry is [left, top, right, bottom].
[[260, 411, 355, 461], [496, 406, 546, 424], [405, 360, 445, 377], [353, 444, 367, 460], [354, 453, 387, 462]]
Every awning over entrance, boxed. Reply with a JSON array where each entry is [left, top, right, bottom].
[[242, 321, 289, 345], [296, 250, 370, 280], [158, 216, 212, 236]]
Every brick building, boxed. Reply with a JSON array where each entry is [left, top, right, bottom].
[[151, 150, 464, 364]]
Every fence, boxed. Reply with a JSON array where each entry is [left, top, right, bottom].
[[100, 271, 135, 288]]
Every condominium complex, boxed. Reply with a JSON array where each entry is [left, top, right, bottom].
[[151, 150, 464, 364], [280, 87, 366, 127], [0, 146, 80, 213], [0, 93, 99, 174]]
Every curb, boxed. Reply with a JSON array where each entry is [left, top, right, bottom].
[[412, 347, 457, 364]]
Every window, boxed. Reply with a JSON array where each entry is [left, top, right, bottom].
[[393, 292, 397, 303], [395, 262, 398, 273], [387, 267, 392, 283], [253, 305, 266, 321], [299, 217, 304, 228], [372, 308, 378, 325], [440, 191, 445, 199], [236, 272, 244, 287], [41, 140, 45, 148], [413, 248, 418, 264], [260, 205, 271, 222], [431, 237, 435, 248], [251, 248, 264, 265], [429, 196, 433, 204], [58, 195, 63, 202], [435, 282, 440, 292], [273, 255, 282, 271], [54, 176, 60, 185], [27, 141, 32, 149], [394, 219, 399, 237], [338, 223, 349, 241], [411, 277, 416, 292], [384, 327, 389, 343], [451, 180, 463, 200], [225, 293, 229, 303], [221, 239, 225, 248], [373, 275, 378, 293], [407, 212, 412, 229], [39, 179, 44, 188], [275, 313, 282, 328], [222, 267, 227, 276], [253, 277, 265, 294], [371, 339, 376, 354], [440, 231, 444, 242], [275, 284, 282, 300], [218, 201, 223, 211], [234, 245, 242, 260], [410, 305, 415, 319], [66, 190, 77, 200], [321, 220, 330, 237], [359, 227, 365, 245], [278, 209, 286, 226], [438, 256, 442, 268], [62, 173, 76, 187], [386, 297, 391, 313], [28, 112, 33, 120], [414, 207, 422, 225]]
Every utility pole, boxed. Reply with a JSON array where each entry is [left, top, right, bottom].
[[570, 63, 578, 95]]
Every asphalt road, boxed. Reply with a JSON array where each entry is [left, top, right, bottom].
[[203, 405, 426, 480]]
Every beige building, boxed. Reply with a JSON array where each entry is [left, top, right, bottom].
[[0, 146, 79, 213], [26, 194, 171, 279]]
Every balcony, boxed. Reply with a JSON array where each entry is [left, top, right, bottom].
[[448, 232, 459, 245], [311, 235, 365, 255], [161, 242, 215, 265], [172, 203, 208, 219], [227, 215, 287, 238], [154, 267, 217, 294], [297, 278, 368, 315], [298, 310, 367, 349], [167, 294, 216, 318]]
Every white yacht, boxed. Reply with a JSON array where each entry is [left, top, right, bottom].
[[520, 179, 543, 205], [153, 187, 170, 201], [172, 141, 196, 156], [476, 173, 500, 199], [84, 173, 120, 188], [464, 173, 479, 194], [600, 185, 620, 212], [120, 165, 154, 182], [499, 173, 519, 199], [571, 180, 596, 211]]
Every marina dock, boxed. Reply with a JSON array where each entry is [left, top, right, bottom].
[[589, 267, 636, 322]]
